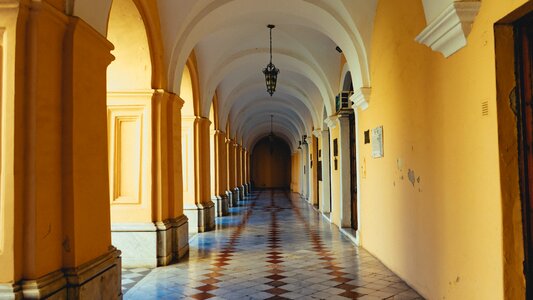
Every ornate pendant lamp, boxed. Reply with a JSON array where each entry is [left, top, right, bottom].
[[263, 24, 279, 96]]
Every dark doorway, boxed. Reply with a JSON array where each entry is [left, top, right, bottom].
[[349, 112, 357, 231], [314, 135, 320, 209], [342, 71, 358, 231], [328, 130, 332, 212], [251, 136, 291, 189], [516, 12, 533, 298]]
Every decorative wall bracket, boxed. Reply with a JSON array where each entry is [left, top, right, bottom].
[[350, 87, 371, 111], [415, 1, 481, 58], [324, 116, 338, 129]]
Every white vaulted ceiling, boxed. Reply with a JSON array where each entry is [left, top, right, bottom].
[[154, 0, 379, 151], [74, 0, 380, 151]]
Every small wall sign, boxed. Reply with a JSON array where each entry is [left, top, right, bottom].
[[371, 126, 384, 158]]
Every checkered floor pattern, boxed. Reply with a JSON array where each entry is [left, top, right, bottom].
[[122, 267, 153, 294], [123, 190, 424, 299]]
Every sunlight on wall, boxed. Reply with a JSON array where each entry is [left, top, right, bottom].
[[107, 0, 151, 91], [357, 0, 529, 298], [180, 65, 195, 117], [106, 0, 153, 223], [180, 65, 196, 207]]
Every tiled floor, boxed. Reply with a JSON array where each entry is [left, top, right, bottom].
[[122, 267, 153, 294], [124, 190, 424, 300]]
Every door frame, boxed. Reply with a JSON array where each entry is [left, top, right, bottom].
[[515, 11, 533, 298]]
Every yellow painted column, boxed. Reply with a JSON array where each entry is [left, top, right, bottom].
[[63, 13, 119, 278], [326, 116, 341, 226], [318, 129, 331, 214], [21, 2, 68, 286], [0, 1, 24, 295], [227, 138, 239, 203], [236, 144, 244, 199], [151, 90, 189, 264], [0, 2, 121, 297], [226, 137, 235, 206], [291, 151, 301, 193], [243, 149, 249, 195], [326, 113, 351, 228], [194, 117, 215, 232], [214, 130, 229, 215], [248, 151, 252, 190], [169, 94, 189, 260]]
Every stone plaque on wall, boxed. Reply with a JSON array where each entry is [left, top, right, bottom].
[[371, 126, 384, 158]]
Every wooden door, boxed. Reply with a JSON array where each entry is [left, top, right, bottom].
[[349, 113, 358, 231], [314, 136, 320, 209], [517, 13, 533, 298]]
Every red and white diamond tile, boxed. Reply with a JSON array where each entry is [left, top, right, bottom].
[[124, 190, 424, 300]]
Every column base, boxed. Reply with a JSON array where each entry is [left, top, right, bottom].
[[226, 190, 233, 208], [64, 247, 122, 299], [244, 183, 249, 196], [172, 215, 189, 261], [155, 220, 173, 266], [185, 202, 216, 233], [21, 270, 66, 299], [0, 283, 22, 300], [197, 201, 216, 232], [240, 185, 245, 199], [220, 194, 229, 216], [212, 195, 223, 217], [111, 217, 189, 268], [233, 187, 240, 204], [111, 223, 158, 268], [16, 247, 122, 299]]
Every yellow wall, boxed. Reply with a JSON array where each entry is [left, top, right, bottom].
[[329, 124, 341, 226], [359, 0, 529, 299], [180, 64, 196, 206], [290, 152, 300, 193], [107, 0, 154, 223], [106, 0, 151, 91], [252, 137, 291, 188]]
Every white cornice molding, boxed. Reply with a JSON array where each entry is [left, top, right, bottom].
[[415, 1, 481, 58], [324, 116, 338, 129], [312, 129, 321, 138], [351, 87, 371, 111]]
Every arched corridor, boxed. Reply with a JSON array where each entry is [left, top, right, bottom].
[[123, 190, 422, 299], [0, 0, 532, 299]]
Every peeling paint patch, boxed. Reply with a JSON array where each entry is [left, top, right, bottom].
[[397, 158, 403, 171], [408, 169, 416, 186], [63, 237, 71, 252]]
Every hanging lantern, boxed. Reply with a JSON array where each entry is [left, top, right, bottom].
[[263, 24, 279, 96]]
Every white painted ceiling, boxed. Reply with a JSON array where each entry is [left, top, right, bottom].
[[155, 0, 380, 151], [75, 0, 382, 151]]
